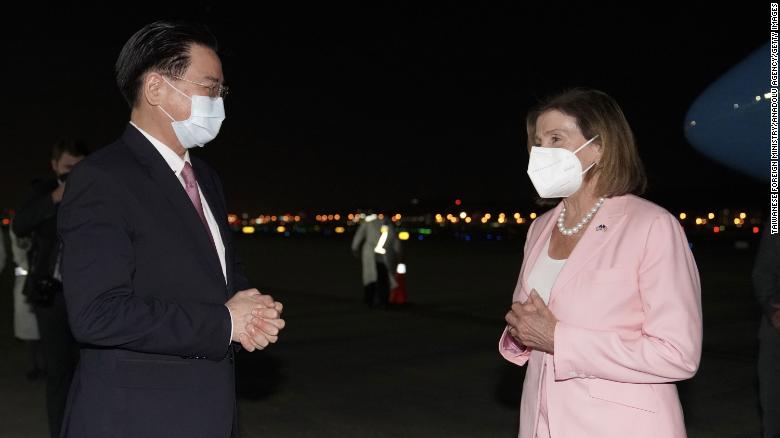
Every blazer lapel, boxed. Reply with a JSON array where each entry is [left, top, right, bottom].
[[121, 125, 226, 285], [548, 196, 628, 306]]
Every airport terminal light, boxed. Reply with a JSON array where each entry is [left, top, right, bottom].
[[679, 213, 687, 220], [708, 213, 715, 220], [530, 212, 537, 220], [739, 212, 747, 219], [459, 212, 467, 219]]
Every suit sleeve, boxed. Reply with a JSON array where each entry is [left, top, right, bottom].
[[553, 213, 702, 383], [58, 162, 232, 360], [208, 165, 251, 294], [753, 225, 780, 322]]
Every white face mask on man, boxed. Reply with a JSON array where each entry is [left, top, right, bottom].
[[158, 76, 225, 149], [526, 135, 599, 198]]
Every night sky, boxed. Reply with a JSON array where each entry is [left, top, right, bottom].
[[0, 3, 769, 214]]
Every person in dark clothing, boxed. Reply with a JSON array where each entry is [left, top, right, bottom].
[[754, 224, 780, 438], [12, 139, 88, 438]]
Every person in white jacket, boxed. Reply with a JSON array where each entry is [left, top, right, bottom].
[[351, 212, 401, 309]]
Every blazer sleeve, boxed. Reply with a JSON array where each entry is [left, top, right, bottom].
[[58, 162, 232, 360], [753, 225, 780, 322], [498, 217, 538, 366], [553, 212, 702, 383]]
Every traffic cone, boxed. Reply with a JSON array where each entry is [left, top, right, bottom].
[[389, 264, 407, 304]]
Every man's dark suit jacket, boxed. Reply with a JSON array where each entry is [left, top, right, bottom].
[[57, 125, 250, 438]]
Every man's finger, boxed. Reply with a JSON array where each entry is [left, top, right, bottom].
[[238, 333, 256, 352], [252, 308, 279, 319]]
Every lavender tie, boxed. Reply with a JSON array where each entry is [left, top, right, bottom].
[[181, 162, 216, 247]]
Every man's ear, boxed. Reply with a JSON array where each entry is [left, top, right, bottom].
[[142, 72, 165, 106]]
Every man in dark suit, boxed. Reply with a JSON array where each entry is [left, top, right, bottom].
[[755, 224, 780, 438], [13, 139, 87, 438], [57, 21, 285, 438]]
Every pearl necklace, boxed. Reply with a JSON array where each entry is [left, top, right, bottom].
[[557, 197, 606, 236]]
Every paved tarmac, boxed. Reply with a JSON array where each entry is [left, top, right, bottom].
[[0, 232, 764, 437]]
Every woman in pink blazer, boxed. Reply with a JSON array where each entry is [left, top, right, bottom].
[[500, 88, 702, 438]]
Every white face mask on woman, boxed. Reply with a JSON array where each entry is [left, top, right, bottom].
[[526, 135, 599, 198], [158, 76, 225, 149]]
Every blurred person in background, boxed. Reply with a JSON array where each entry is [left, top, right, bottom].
[[13, 138, 88, 438], [9, 227, 45, 381], [352, 211, 401, 309], [754, 223, 780, 438]]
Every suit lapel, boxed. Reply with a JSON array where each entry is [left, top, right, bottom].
[[192, 159, 232, 292], [121, 125, 226, 286], [548, 196, 627, 306]]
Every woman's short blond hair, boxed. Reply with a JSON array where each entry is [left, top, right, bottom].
[[526, 88, 647, 198]]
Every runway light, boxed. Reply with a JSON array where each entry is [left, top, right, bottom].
[[530, 212, 537, 220], [465, 217, 472, 223], [459, 211, 467, 219], [739, 212, 747, 219], [484, 213, 492, 220], [765, 92, 774, 99], [396, 263, 407, 274], [707, 213, 715, 220], [242, 226, 256, 234], [695, 218, 702, 225], [335, 226, 345, 234], [754, 226, 760, 234], [733, 218, 741, 225], [276, 226, 286, 233], [398, 231, 410, 240], [756, 95, 762, 101], [679, 213, 687, 220], [514, 213, 521, 219]]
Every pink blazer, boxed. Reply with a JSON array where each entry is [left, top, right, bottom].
[[499, 194, 702, 438]]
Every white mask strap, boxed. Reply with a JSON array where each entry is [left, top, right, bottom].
[[574, 135, 599, 154], [582, 160, 597, 174], [158, 104, 176, 122]]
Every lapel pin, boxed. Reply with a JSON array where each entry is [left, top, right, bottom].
[[595, 224, 607, 232]]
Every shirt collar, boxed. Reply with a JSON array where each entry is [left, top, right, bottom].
[[130, 121, 191, 176]]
